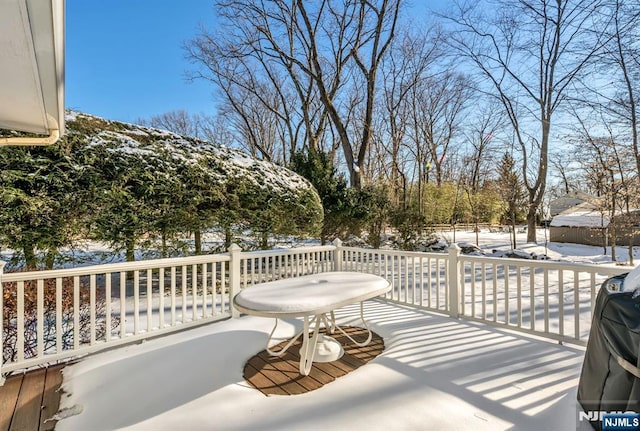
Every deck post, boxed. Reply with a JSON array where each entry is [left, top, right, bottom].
[[332, 238, 343, 272], [0, 260, 4, 385], [228, 244, 242, 318], [448, 244, 461, 319]]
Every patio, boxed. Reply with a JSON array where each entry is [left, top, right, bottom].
[[53, 299, 588, 431]]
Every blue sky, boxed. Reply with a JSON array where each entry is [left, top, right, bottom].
[[66, 1, 219, 123], [66, 1, 444, 125]]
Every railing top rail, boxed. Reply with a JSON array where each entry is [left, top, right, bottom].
[[338, 246, 446, 259], [1, 252, 232, 282], [2, 242, 630, 283], [460, 254, 630, 276], [240, 245, 336, 257]]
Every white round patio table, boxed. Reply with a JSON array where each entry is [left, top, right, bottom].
[[233, 271, 391, 376]]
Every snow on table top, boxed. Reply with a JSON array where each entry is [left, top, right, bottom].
[[233, 272, 390, 317]]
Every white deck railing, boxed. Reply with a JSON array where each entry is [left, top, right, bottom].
[[0, 240, 629, 382], [337, 243, 627, 345]]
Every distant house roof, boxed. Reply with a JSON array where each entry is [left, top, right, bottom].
[[0, 0, 65, 143], [549, 190, 600, 216], [550, 201, 609, 228]]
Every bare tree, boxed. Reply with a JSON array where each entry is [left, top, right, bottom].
[[458, 101, 505, 242], [600, 0, 640, 176], [549, 149, 578, 195], [572, 110, 638, 263], [409, 72, 472, 186], [462, 101, 504, 193], [187, 0, 402, 188], [345, 0, 402, 188], [445, 0, 607, 243], [186, 28, 302, 162], [138, 110, 237, 148], [197, 114, 237, 146], [138, 110, 210, 139], [376, 27, 442, 207], [216, 82, 288, 161]]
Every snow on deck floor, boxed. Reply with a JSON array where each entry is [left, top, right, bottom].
[[56, 300, 588, 431]]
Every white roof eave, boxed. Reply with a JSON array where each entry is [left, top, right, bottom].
[[0, 0, 65, 142]]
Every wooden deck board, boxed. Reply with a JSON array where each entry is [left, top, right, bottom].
[[243, 362, 289, 396], [10, 369, 46, 431], [0, 375, 23, 431], [40, 365, 64, 431], [244, 326, 384, 396], [0, 366, 63, 431], [280, 352, 335, 388]]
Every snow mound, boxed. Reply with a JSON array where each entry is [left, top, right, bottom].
[[622, 265, 640, 293]]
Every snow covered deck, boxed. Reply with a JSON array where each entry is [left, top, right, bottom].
[[54, 299, 587, 431]]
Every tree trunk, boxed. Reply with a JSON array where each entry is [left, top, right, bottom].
[[194, 230, 202, 255], [511, 211, 517, 250], [525, 118, 549, 244], [126, 239, 135, 262], [614, 3, 640, 179], [224, 226, 232, 250], [611, 194, 617, 262], [23, 244, 37, 270], [45, 249, 57, 270], [161, 229, 168, 258], [611, 229, 617, 263], [526, 209, 538, 244]]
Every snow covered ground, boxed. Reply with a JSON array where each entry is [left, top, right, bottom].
[[444, 227, 640, 267], [56, 300, 590, 431], [3, 226, 639, 270]]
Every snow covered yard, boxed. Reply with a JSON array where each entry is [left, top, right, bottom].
[[444, 228, 640, 266], [56, 300, 588, 431], [2, 226, 637, 271]]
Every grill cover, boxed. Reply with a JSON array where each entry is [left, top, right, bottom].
[[578, 275, 640, 430]]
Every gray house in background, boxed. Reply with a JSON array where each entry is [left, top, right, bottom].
[[549, 192, 640, 246], [549, 190, 598, 217], [550, 200, 608, 246]]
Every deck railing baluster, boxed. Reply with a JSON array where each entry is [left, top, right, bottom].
[[36, 279, 44, 357], [89, 275, 96, 345], [147, 269, 153, 331], [105, 273, 112, 341]]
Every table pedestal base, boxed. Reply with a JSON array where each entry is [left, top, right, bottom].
[[265, 302, 372, 375], [304, 334, 344, 363]]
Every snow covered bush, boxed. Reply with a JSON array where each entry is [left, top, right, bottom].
[[0, 111, 323, 267], [72, 112, 322, 256]]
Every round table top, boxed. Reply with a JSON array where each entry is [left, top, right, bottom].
[[233, 271, 391, 318]]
